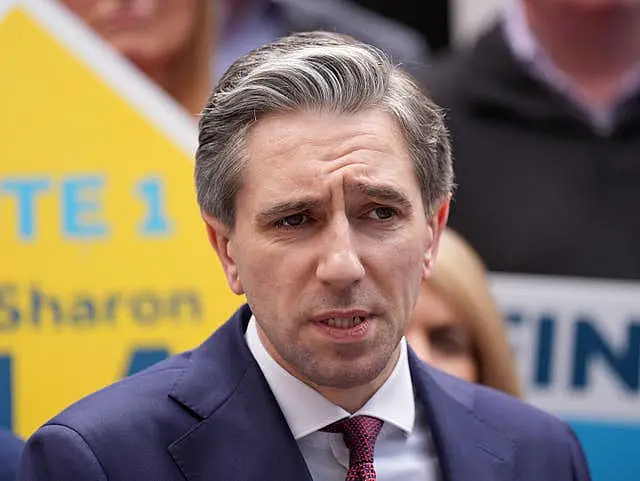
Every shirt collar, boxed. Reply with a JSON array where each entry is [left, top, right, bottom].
[[502, 0, 577, 94], [502, 0, 538, 65], [246, 316, 415, 439]]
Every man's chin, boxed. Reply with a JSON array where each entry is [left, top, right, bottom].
[[302, 357, 393, 391]]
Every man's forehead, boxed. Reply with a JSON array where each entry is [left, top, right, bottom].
[[245, 109, 409, 161], [239, 109, 422, 206]]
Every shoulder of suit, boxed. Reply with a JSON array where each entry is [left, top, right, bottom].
[[429, 366, 575, 444], [471, 381, 577, 450], [0, 429, 23, 479], [45, 351, 194, 436]]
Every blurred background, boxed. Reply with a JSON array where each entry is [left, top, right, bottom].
[[1, 1, 638, 480]]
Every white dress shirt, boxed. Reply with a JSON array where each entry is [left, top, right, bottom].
[[246, 316, 439, 481]]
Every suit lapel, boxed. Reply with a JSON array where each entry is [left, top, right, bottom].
[[409, 350, 515, 481], [167, 306, 312, 481]]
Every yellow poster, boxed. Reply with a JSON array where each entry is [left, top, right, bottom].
[[0, 0, 242, 438]]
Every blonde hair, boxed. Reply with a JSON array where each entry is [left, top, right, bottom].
[[426, 229, 522, 398]]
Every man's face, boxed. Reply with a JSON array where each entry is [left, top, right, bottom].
[[59, 0, 204, 69], [206, 109, 449, 390]]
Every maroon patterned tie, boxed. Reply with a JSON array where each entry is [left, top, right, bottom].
[[322, 415, 384, 481]]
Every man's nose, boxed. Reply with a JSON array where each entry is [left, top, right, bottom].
[[315, 218, 365, 289]]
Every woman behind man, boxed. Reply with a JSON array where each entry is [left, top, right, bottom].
[[407, 229, 522, 398], [58, 0, 215, 114]]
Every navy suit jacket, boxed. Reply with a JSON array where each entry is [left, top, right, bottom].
[[0, 429, 23, 481], [19, 305, 591, 481]]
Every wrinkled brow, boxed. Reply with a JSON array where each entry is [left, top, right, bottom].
[[256, 198, 323, 224], [255, 182, 413, 224], [346, 182, 412, 209]]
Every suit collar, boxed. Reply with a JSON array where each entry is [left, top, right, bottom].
[[408, 349, 515, 481], [168, 304, 254, 419], [168, 304, 312, 480], [167, 305, 514, 481]]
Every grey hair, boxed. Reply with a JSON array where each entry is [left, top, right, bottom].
[[195, 31, 453, 228]]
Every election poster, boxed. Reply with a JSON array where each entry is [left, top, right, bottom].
[[492, 273, 640, 481], [0, 0, 243, 438]]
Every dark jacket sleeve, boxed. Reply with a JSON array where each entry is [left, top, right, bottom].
[[566, 425, 592, 481], [0, 429, 23, 481], [18, 424, 107, 481]]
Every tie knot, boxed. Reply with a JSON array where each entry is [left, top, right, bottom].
[[322, 415, 384, 465]]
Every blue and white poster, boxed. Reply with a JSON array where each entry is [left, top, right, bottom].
[[492, 273, 640, 480]]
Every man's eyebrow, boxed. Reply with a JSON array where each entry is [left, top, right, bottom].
[[256, 198, 322, 224], [348, 182, 412, 208]]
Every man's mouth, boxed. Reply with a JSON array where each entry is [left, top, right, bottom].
[[320, 316, 366, 329], [311, 311, 372, 340]]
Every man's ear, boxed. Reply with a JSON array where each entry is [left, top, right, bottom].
[[202, 212, 244, 295], [423, 195, 451, 280]]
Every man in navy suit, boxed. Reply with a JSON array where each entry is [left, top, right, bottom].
[[19, 31, 591, 481]]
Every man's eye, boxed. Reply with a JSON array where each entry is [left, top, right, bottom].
[[276, 213, 307, 228], [367, 206, 397, 220]]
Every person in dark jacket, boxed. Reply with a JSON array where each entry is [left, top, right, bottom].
[[424, 0, 640, 280]]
